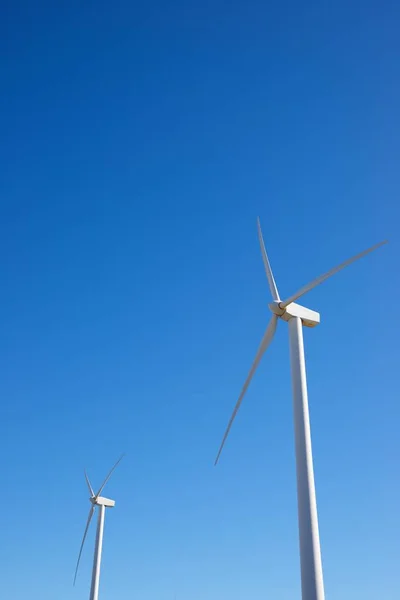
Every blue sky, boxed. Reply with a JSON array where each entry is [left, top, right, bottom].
[[0, 1, 399, 599]]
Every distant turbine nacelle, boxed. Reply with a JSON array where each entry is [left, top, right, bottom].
[[91, 496, 116, 508], [269, 301, 320, 328]]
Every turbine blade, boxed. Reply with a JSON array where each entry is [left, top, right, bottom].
[[281, 240, 388, 308], [257, 218, 280, 302], [84, 470, 94, 497], [73, 505, 95, 586], [94, 454, 125, 500], [214, 314, 278, 465]]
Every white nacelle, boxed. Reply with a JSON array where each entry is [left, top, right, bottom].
[[94, 496, 116, 507], [269, 302, 320, 328]]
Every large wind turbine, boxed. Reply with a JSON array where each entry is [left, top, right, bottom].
[[215, 220, 387, 600], [74, 455, 124, 600]]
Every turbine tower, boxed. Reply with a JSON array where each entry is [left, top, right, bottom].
[[74, 455, 124, 600], [215, 219, 387, 600]]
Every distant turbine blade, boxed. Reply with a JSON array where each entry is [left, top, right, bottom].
[[214, 314, 278, 465], [84, 470, 94, 497], [280, 240, 388, 308], [257, 218, 280, 302], [94, 454, 125, 500], [73, 505, 95, 585]]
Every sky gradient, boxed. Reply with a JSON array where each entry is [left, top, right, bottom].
[[0, 2, 399, 599]]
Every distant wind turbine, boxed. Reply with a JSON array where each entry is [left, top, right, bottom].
[[215, 219, 387, 600], [74, 454, 124, 600]]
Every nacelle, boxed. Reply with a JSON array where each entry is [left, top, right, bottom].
[[94, 496, 115, 507], [269, 302, 320, 328]]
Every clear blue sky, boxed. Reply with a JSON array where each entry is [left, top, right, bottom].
[[0, 2, 398, 599]]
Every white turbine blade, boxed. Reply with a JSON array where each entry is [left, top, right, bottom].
[[257, 218, 280, 302], [281, 240, 388, 308], [94, 454, 125, 500], [73, 505, 95, 586], [214, 314, 278, 465], [84, 470, 94, 497]]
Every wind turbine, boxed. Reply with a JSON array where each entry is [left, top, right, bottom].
[[215, 219, 387, 600], [74, 454, 124, 600]]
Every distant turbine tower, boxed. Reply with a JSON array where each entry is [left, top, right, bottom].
[[74, 455, 124, 600], [215, 219, 387, 600]]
